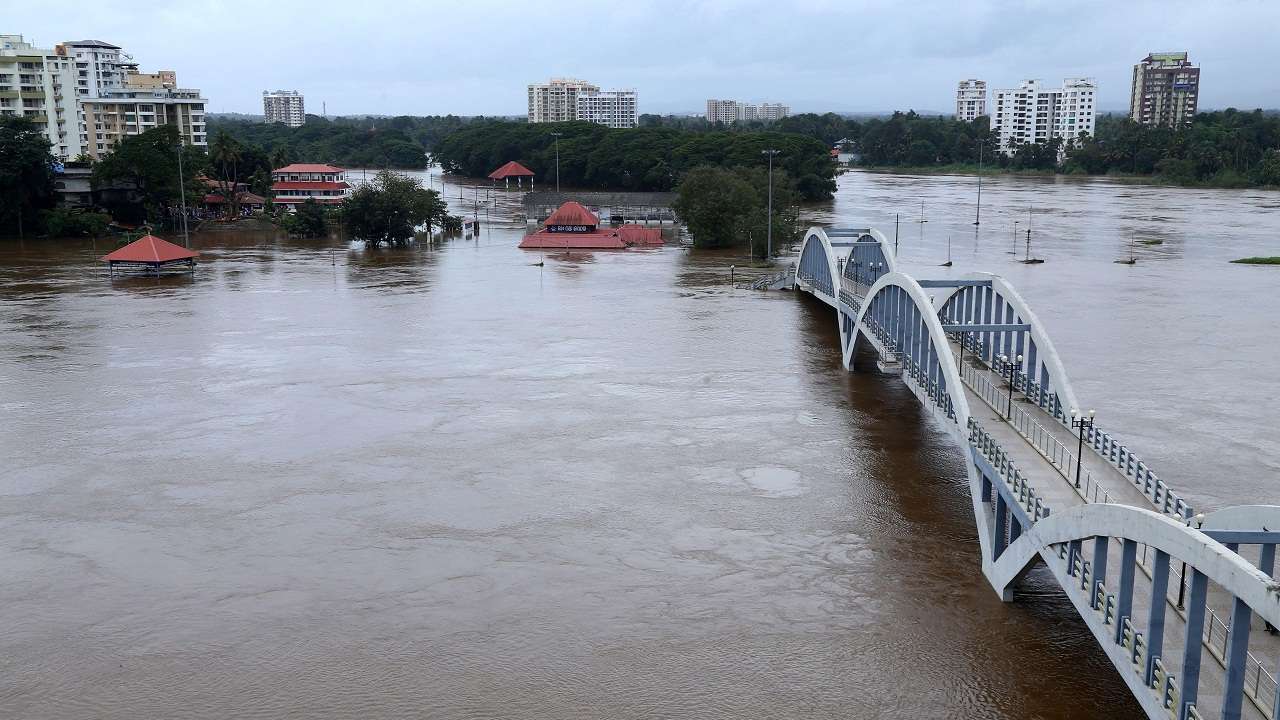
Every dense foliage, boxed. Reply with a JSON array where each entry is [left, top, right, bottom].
[[432, 121, 837, 201], [280, 199, 329, 238], [1063, 111, 1280, 186], [207, 115, 489, 171], [343, 170, 452, 245], [0, 116, 57, 236], [40, 208, 111, 237], [673, 165, 800, 257], [92, 125, 208, 224]]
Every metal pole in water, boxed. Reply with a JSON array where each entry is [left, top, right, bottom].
[[974, 139, 983, 225]]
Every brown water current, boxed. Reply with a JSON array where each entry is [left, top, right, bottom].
[[1, 169, 1277, 718]]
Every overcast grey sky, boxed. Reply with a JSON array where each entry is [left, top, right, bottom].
[[9, 0, 1279, 116]]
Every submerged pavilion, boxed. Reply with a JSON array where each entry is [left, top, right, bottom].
[[519, 201, 664, 250], [101, 234, 199, 274], [488, 160, 535, 190]]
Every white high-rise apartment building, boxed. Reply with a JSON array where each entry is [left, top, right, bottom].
[[955, 79, 987, 121], [0, 34, 83, 159], [263, 90, 305, 127], [528, 77, 599, 123], [992, 78, 1096, 154], [576, 90, 638, 129], [527, 77, 637, 129], [705, 99, 791, 124]]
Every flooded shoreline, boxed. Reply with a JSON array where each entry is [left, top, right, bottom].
[[2, 169, 1276, 718]]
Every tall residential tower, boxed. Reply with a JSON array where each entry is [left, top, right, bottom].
[[955, 79, 987, 121], [1130, 52, 1200, 127], [991, 78, 1096, 154], [527, 77, 637, 128], [263, 90, 305, 127]]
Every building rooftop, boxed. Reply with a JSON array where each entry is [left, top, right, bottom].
[[274, 164, 344, 174], [65, 40, 121, 49]]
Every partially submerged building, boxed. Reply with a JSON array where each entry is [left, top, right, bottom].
[[519, 201, 663, 249]]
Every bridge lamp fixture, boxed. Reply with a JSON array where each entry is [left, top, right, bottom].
[[1176, 512, 1208, 608], [1070, 408, 1096, 490], [999, 354, 1023, 419]]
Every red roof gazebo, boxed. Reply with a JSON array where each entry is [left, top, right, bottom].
[[101, 234, 199, 275], [488, 160, 535, 190]]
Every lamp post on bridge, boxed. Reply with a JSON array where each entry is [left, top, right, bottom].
[[998, 353, 1023, 419], [1070, 407, 1095, 489], [1176, 513, 1207, 608]]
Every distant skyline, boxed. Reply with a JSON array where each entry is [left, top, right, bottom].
[[8, 0, 1279, 117]]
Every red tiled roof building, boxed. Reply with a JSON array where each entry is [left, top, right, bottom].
[[519, 201, 663, 249], [271, 163, 350, 209]]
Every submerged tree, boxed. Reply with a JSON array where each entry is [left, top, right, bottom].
[[280, 198, 328, 238], [0, 116, 56, 237], [673, 164, 800, 258], [342, 170, 450, 245]]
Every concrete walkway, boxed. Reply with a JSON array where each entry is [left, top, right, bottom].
[[955, 343, 1279, 720]]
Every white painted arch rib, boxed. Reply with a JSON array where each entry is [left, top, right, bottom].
[[990, 503, 1280, 627], [850, 271, 973, 436], [794, 227, 841, 301], [934, 271, 1081, 418]]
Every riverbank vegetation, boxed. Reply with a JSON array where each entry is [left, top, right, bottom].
[[1230, 256, 1280, 265], [0, 116, 57, 236], [343, 170, 454, 245], [432, 121, 836, 201], [672, 165, 800, 258], [206, 115, 485, 170]]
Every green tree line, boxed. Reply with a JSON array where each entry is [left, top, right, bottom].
[[206, 114, 491, 171], [431, 120, 837, 201]]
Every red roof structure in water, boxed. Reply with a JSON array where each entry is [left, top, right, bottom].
[[519, 202, 663, 249], [100, 235, 199, 265], [543, 201, 599, 227], [488, 161, 535, 180]]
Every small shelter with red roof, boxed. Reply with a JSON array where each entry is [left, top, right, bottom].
[[101, 234, 199, 275], [488, 160, 535, 190], [519, 201, 663, 250]]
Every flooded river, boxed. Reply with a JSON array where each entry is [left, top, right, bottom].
[[1, 169, 1277, 718]]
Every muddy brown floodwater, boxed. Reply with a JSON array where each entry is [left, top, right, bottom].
[[1, 169, 1277, 719]]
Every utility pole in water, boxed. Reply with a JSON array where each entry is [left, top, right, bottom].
[[176, 140, 190, 248], [894, 213, 899, 257], [974, 139, 983, 226]]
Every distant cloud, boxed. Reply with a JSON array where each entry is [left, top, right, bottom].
[[7, 0, 1278, 115]]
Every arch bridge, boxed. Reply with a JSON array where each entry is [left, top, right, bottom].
[[794, 226, 1280, 720]]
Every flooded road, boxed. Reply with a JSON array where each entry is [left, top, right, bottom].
[[1, 169, 1276, 718]]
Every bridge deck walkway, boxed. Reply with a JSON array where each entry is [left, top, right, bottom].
[[955, 343, 1278, 720]]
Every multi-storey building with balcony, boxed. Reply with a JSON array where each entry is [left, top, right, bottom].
[[0, 34, 84, 159], [955, 79, 987, 121], [270, 164, 350, 210], [705, 99, 791, 124], [528, 78, 599, 123], [575, 89, 638, 129], [79, 70, 206, 159], [1130, 52, 1200, 127], [528, 78, 638, 128], [992, 78, 1096, 154], [264, 90, 305, 127]]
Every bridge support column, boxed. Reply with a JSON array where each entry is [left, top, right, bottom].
[[994, 494, 1008, 561], [1115, 539, 1137, 643], [1260, 543, 1275, 578], [1180, 569, 1209, 720], [1222, 596, 1253, 720], [1146, 549, 1170, 685], [1091, 536, 1109, 610]]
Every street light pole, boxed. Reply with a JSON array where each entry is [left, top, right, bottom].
[[1071, 408, 1096, 489], [762, 149, 779, 259], [1000, 354, 1023, 419], [176, 140, 190, 248], [550, 132, 563, 193], [1177, 513, 1207, 608], [974, 139, 983, 225]]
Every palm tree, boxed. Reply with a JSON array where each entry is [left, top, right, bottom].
[[209, 130, 244, 219]]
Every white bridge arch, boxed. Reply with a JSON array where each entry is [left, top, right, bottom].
[[792, 225, 1280, 720]]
